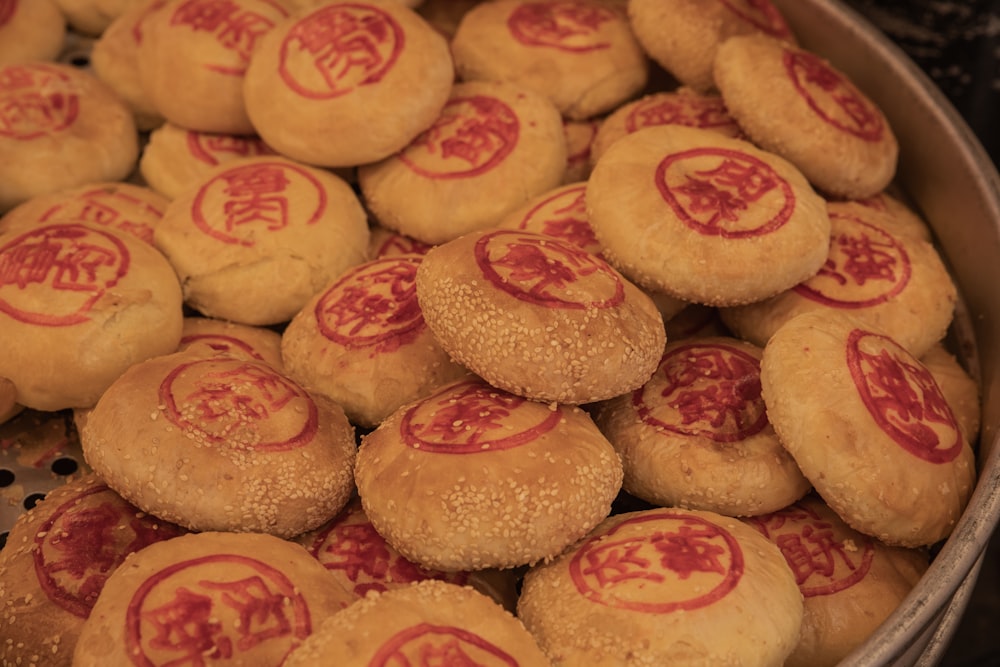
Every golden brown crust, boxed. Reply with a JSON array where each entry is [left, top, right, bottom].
[[0, 0, 65, 65], [921, 343, 981, 445], [179, 316, 285, 370]]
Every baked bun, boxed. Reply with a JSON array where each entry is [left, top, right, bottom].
[[415, 229, 665, 404], [0, 222, 183, 411], [0, 63, 139, 212], [587, 124, 831, 306], [760, 311, 976, 547], [80, 348, 357, 537], [359, 80, 567, 244], [518, 507, 803, 665], [285, 580, 550, 667], [0, 0, 65, 65], [153, 155, 369, 326], [244, 0, 454, 167], [354, 377, 623, 571], [0, 474, 186, 667], [179, 316, 285, 370], [72, 531, 356, 666]]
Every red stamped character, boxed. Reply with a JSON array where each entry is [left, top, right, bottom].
[[793, 215, 911, 308], [399, 95, 520, 179], [515, 185, 600, 254], [307, 503, 467, 597], [186, 130, 275, 167], [784, 48, 884, 141], [633, 343, 769, 442], [475, 230, 623, 309], [625, 94, 742, 138], [179, 333, 267, 361], [279, 2, 403, 100], [125, 555, 311, 665], [846, 329, 963, 463], [158, 359, 319, 452], [0, 64, 79, 140], [370, 624, 519, 667], [0, 224, 130, 327], [170, 0, 286, 76], [718, 0, 792, 39], [746, 502, 875, 597], [507, 1, 615, 52], [569, 511, 744, 613], [400, 379, 561, 454], [656, 147, 796, 238], [39, 187, 164, 246], [33, 484, 185, 618], [314, 256, 425, 353], [191, 161, 327, 246]]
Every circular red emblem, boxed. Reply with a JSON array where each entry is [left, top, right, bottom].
[[846, 329, 963, 463], [0, 224, 130, 327], [314, 256, 425, 352], [507, 1, 615, 52], [191, 161, 327, 246], [515, 184, 600, 254], [169, 0, 286, 76], [39, 187, 163, 246], [633, 343, 768, 442], [475, 230, 623, 309], [279, 3, 404, 100], [370, 624, 519, 666], [400, 379, 562, 454], [125, 554, 311, 665], [0, 64, 80, 140], [784, 48, 885, 141], [186, 130, 275, 167], [398, 95, 520, 179], [719, 0, 793, 39], [158, 359, 319, 452], [569, 511, 744, 613], [625, 93, 742, 138]]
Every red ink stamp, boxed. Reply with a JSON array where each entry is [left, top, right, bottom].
[[515, 185, 601, 255], [186, 130, 275, 167], [125, 554, 311, 664], [400, 379, 562, 454], [475, 230, 623, 309], [399, 95, 520, 179], [784, 49, 884, 141], [158, 359, 319, 452], [179, 333, 268, 361], [314, 256, 425, 352], [719, 0, 792, 39], [33, 483, 185, 618], [39, 187, 164, 246], [793, 214, 911, 308], [169, 0, 286, 76], [633, 343, 768, 442], [279, 3, 403, 100], [369, 623, 519, 667], [745, 502, 875, 597], [656, 147, 795, 238], [569, 511, 744, 613], [507, 1, 615, 52], [625, 93, 742, 138], [846, 329, 962, 463], [0, 64, 79, 140], [0, 224, 130, 327], [191, 161, 327, 246], [306, 502, 467, 597]]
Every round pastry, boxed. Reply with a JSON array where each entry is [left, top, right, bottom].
[[72, 531, 356, 667], [0, 474, 187, 667], [721, 199, 957, 358], [179, 315, 285, 370], [139, 122, 277, 200], [744, 494, 930, 667], [359, 80, 567, 244], [714, 34, 898, 199], [244, 0, 454, 167], [80, 348, 357, 537], [593, 336, 811, 516], [0, 0, 65, 65], [627, 0, 795, 92], [760, 310, 976, 547], [0, 222, 183, 411], [415, 228, 665, 404], [834, 190, 933, 242], [367, 225, 435, 259], [52, 0, 137, 35], [281, 254, 469, 428], [285, 580, 550, 667], [0, 62, 139, 213], [0, 181, 168, 246], [921, 342, 981, 445], [587, 124, 831, 306], [517, 507, 803, 665], [590, 88, 744, 166], [354, 377, 624, 571], [562, 117, 599, 184], [153, 155, 370, 326], [451, 0, 648, 120]]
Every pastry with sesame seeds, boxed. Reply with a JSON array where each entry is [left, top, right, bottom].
[[79, 347, 358, 538], [354, 377, 624, 572]]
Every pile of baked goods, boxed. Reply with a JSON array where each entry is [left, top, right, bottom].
[[0, 0, 981, 665]]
